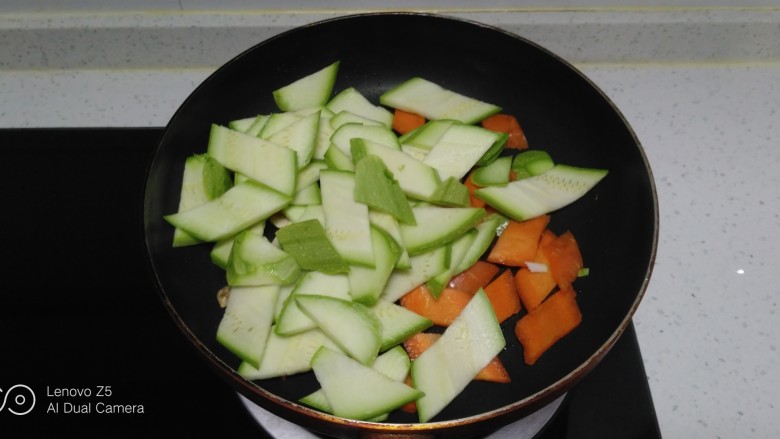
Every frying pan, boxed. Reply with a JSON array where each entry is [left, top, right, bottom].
[[143, 12, 658, 438]]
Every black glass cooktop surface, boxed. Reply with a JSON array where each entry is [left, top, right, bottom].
[[0, 128, 661, 438]]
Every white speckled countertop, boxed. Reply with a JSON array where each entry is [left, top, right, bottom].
[[3, 3, 779, 438]]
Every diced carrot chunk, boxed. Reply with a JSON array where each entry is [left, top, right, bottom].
[[514, 286, 582, 365], [515, 230, 557, 312], [481, 113, 528, 149], [392, 109, 426, 135], [400, 286, 472, 327], [542, 230, 584, 291], [483, 269, 521, 323], [487, 215, 550, 266], [448, 261, 500, 295]]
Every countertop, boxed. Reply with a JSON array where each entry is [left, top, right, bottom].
[[2, 5, 779, 438]]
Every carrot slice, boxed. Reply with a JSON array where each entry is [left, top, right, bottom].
[[403, 332, 511, 384], [448, 261, 500, 295], [482, 269, 521, 324], [464, 171, 486, 209], [515, 229, 557, 312], [402, 332, 440, 361], [480, 113, 528, 149], [392, 109, 426, 135], [543, 230, 584, 291], [486, 215, 550, 266], [477, 357, 512, 383], [514, 286, 582, 365], [400, 285, 472, 327]]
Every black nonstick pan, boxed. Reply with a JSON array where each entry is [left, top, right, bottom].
[[143, 12, 658, 438]]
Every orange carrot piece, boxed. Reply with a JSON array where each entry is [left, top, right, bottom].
[[464, 171, 486, 209], [448, 261, 500, 295], [514, 286, 582, 365], [477, 357, 512, 383], [487, 215, 551, 267], [515, 230, 557, 312], [403, 333, 511, 384], [481, 113, 528, 149], [543, 230, 584, 291], [403, 332, 440, 361], [400, 286, 472, 327], [483, 269, 521, 324], [392, 109, 426, 135]]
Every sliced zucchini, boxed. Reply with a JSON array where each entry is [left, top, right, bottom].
[[296, 295, 382, 365], [207, 124, 297, 196], [275, 219, 349, 274], [456, 213, 507, 273], [474, 163, 608, 222], [228, 115, 260, 133], [425, 228, 478, 298], [216, 285, 279, 368], [209, 220, 265, 270], [348, 226, 402, 306], [327, 87, 394, 128], [369, 301, 433, 352], [237, 328, 341, 380], [399, 119, 455, 152], [350, 138, 441, 202], [310, 347, 422, 421], [330, 110, 384, 131], [368, 210, 411, 269], [411, 290, 505, 423], [422, 123, 506, 181], [399, 205, 485, 255], [172, 153, 233, 247], [354, 154, 416, 225], [380, 77, 501, 124], [471, 155, 513, 187], [226, 230, 301, 286], [265, 111, 321, 168], [163, 179, 290, 242], [244, 114, 271, 137], [274, 271, 351, 336], [273, 61, 340, 112], [380, 244, 450, 304], [330, 123, 401, 157], [300, 345, 412, 420], [320, 170, 375, 267], [511, 149, 556, 180], [430, 176, 470, 207]]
